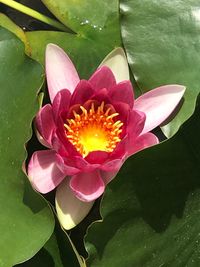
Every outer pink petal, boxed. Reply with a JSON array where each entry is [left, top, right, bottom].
[[108, 81, 134, 108], [52, 89, 71, 122], [89, 66, 116, 91], [28, 150, 66, 194], [128, 132, 159, 157], [35, 104, 56, 147], [70, 171, 105, 202], [46, 44, 80, 102], [134, 85, 186, 134]]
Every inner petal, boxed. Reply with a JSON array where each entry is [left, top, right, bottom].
[[64, 102, 123, 157]]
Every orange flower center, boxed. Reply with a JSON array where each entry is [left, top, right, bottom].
[[64, 102, 123, 157]]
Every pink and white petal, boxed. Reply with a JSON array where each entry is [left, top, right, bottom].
[[70, 171, 105, 202], [35, 104, 56, 147], [28, 150, 66, 193], [128, 132, 159, 157], [52, 89, 71, 122], [89, 66, 116, 91], [99, 47, 129, 83], [70, 80, 94, 106], [108, 81, 134, 108], [134, 85, 186, 134], [56, 179, 94, 230], [46, 44, 80, 102]]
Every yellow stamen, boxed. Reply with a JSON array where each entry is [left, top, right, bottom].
[[65, 102, 123, 157]]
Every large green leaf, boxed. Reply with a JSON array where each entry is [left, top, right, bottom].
[[0, 27, 54, 266], [16, 222, 83, 267], [120, 0, 200, 137], [85, 97, 200, 266], [26, 29, 119, 80]]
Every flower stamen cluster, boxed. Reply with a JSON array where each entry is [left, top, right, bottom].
[[64, 102, 123, 157]]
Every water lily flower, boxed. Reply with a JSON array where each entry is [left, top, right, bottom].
[[28, 44, 185, 229]]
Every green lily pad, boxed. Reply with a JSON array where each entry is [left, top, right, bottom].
[[42, 0, 118, 35], [16, 222, 84, 267], [120, 0, 200, 137], [0, 27, 54, 266], [26, 29, 120, 80], [25, 0, 120, 80], [85, 97, 200, 266]]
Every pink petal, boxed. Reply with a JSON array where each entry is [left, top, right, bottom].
[[128, 132, 159, 157], [113, 102, 130, 123], [46, 44, 80, 102], [55, 179, 94, 230], [56, 154, 80, 176], [99, 47, 129, 83], [126, 110, 146, 138], [28, 150, 66, 193], [108, 81, 134, 108], [134, 85, 186, 134], [101, 158, 123, 172], [101, 169, 119, 184], [52, 89, 71, 122], [89, 66, 116, 91], [85, 151, 109, 164], [70, 80, 94, 105], [70, 171, 105, 202], [92, 88, 109, 103], [35, 104, 56, 147]]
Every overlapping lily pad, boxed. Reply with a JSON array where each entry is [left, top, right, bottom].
[[0, 27, 54, 266], [85, 96, 200, 266], [25, 0, 120, 79], [120, 0, 200, 137]]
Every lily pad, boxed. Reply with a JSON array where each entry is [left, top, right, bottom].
[[25, 0, 120, 80], [120, 0, 200, 137], [16, 222, 83, 267], [42, 0, 118, 35], [0, 27, 54, 266], [85, 96, 200, 266]]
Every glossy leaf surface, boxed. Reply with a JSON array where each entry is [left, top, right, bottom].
[[120, 0, 200, 137]]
